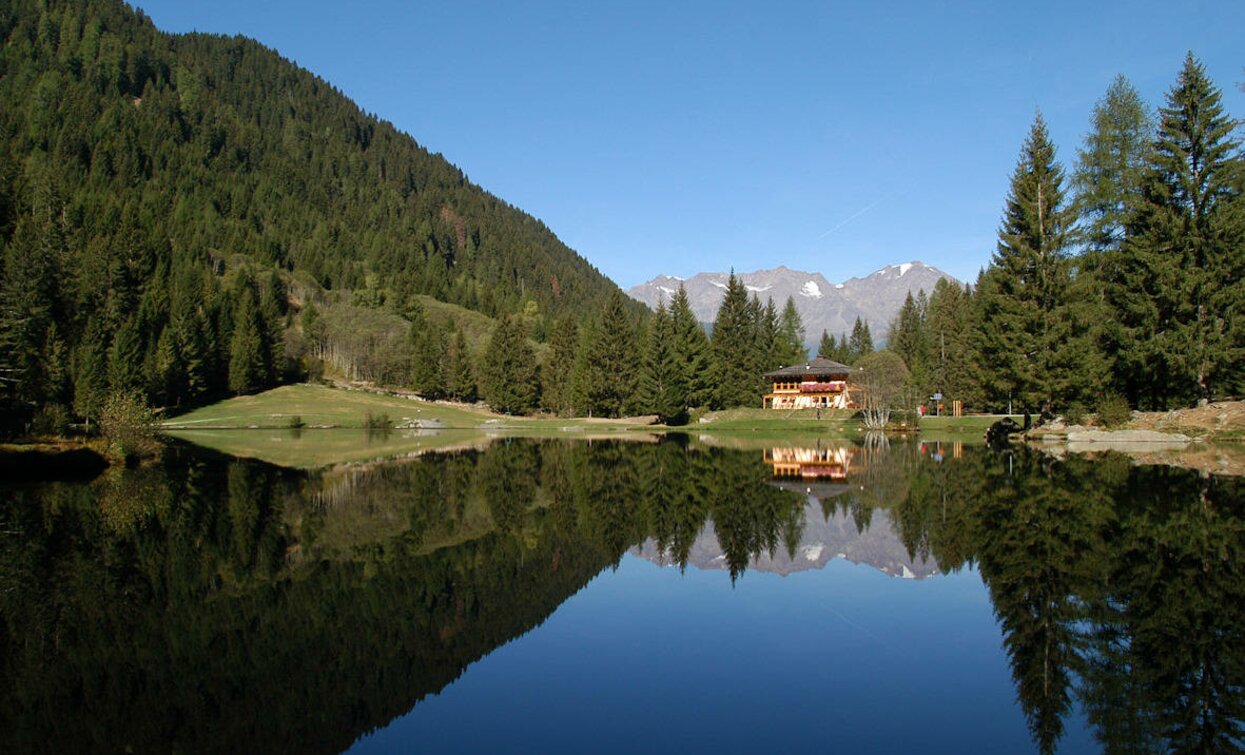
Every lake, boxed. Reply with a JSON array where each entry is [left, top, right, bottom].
[[2, 436, 1242, 754]]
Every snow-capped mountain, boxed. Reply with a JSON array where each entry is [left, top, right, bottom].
[[627, 261, 960, 349]]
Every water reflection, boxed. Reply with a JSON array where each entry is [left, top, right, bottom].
[[1, 439, 1243, 753]]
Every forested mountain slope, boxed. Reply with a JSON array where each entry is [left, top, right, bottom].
[[0, 0, 625, 422]]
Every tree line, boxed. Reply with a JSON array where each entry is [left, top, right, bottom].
[[883, 56, 1244, 416]]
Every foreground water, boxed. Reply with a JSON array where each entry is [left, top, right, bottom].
[[2, 437, 1243, 754]]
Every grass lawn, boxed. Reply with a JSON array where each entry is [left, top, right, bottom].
[[160, 384, 1003, 467]]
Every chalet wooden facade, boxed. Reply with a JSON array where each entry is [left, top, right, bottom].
[[762, 357, 854, 410]]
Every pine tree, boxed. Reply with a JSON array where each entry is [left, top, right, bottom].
[[541, 313, 579, 416], [848, 317, 874, 361], [479, 315, 538, 414], [669, 285, 711, 408], [409, 313, 445, 398], [1115, 55, 1243, 404], [72, 321, 109, 427], [710, 273, 762, 408], [818, 330, 836, 360], [925, 279, 978, 405], [636, 301, 688, 423], [445, 329, 477, 402], [108, 317, 145, 395], [576, 290, 641, 418], [974, 114, 1098, 413], [778, 296, 806, 365], [228, 294, 266, 395]]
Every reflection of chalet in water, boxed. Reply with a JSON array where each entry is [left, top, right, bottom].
[[762, 357, 854, 409], [763, 445, 853, 480]]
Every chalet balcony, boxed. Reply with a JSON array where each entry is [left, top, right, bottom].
[[798, 381, 846, 393]]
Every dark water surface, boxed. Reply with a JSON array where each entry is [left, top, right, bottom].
[[2, 437, 1243, 754]]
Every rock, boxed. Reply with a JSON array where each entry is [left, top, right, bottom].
[[415, 418, 446, 429], [1066, 429, 1191, 443]]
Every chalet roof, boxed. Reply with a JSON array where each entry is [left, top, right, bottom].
[[763, 357, 852, 379]]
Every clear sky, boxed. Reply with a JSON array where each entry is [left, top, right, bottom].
[[133, 0, 1244, 288]]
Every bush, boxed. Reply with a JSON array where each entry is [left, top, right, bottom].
[[286, 415, 305, 429], [363, 412, 391, 429], [1095, 395, 1131, 428], [31, 403, 71, 436], [1064, 402, 1086, 426], [99, 393, 161, 463]]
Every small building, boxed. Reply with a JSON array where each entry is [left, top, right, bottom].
[[762, 357, 853, 410]]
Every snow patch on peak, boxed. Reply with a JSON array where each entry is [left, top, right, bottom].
[[897, 262, 914, 277], [709, 280, 727, 290], [834, 283, 844, 289], [746, 284, 772, 293], [800, 280, 822, 298]]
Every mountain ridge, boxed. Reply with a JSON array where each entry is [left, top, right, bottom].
[[628, 261, 961, 349]]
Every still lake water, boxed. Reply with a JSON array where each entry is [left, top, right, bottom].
[[2, 437, 1242, 754]]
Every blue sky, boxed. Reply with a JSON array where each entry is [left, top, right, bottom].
[[134, 0, 1244, 288]]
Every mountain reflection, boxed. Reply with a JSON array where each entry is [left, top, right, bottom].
[[1, 438, 1243, 753]]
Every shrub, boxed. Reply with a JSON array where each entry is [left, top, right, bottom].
[[363, 412, 391, 429], [1095, 395, 1131, 428], [286, 415, 305, 429], [1063, 402, 1086, 426], [31, 403, 71, 436], [99, 393, 161, 463]]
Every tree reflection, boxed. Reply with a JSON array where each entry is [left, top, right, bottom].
[[1, 438, 1242, 753]]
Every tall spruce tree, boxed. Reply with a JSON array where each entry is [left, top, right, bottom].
[[575, 290, 640, 418], [818, 330, 836, 360], [925, 279, 978, 405], [669, 285, 712, 408], [975, 114, 1099, 413], [541, 313, 579, 416], [778, 296, 806, 365], [710, 273, 762, 409], [636, 301, 688, 423], [445, 329, 477, 402], [228, 294, 266, 396], [848, 317, 874, 362], [409, 314, 445, 398], [479, 315, 538, 414], [1114, 55, 1243, 405]]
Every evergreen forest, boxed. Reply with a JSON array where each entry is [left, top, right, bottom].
[[0, 0, 1241, 431]]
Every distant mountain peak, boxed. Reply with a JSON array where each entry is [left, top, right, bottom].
[[627, 260, 959, 349]]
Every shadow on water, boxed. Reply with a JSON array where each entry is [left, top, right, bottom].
[[1, 437, 1243, 753]]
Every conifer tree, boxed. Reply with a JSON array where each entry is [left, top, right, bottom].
[[779, 296, 807, 365], [636, 301, 688, 423], [108, 318, 145, 395], [479, 315, 538, 414], [409, 313, 445, 398], [1072, 75, 1153, 254], [576, 290, 641, 418], [710, 273, 763, 408], [925, 279, 977, 405], [228, 294, 266, 395], [1114, 55, 1243, 404], [837, 334, 851, 363], [445, 329, 477, 402], [669, 285, 712, 408], [541, 313, 579, 416], [818, 330, 836, 360], [974, 114, 1098, 413], [848, 317, 874, 361]]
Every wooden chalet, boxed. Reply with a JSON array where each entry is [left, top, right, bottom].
[[762, 357, 854, 410]]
